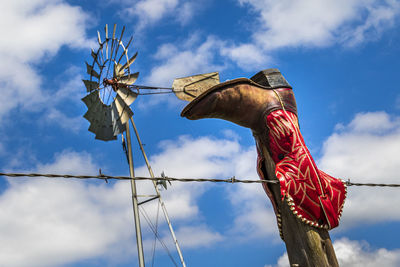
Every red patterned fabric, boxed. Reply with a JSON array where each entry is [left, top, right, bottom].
[[258, 109, 346, 229]]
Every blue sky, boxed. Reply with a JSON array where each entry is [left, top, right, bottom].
[[1, 0, 400, 266]]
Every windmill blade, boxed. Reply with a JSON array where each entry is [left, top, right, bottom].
[[105, 24, 108, 39], [88, 110, 115, 141], [112, 24, 117, 39], [109, 24, 117, 61], [105, 24, 109, 59], [91, 49, 102, 67], [113, 26, 125, 61], [119, 26, 125, 41], [84, 100, 105, 128], [82, 91, 117, 141], [116, 86, 138, 106], [172, 72, 220, 101], [125, 36, 133, 50], [88, 115, 104, 134], [94, 106, 116, 141], [84, 97, 105, 133], [111, 103, 126, 136], [82, 91, 104, 128], [118, 72, 139, 86], [96, 127, 117, 141], [82, 90, 101, 114], [97, 31, 102, 45], [98, 42, 105, 65], [85, 62, 100, 79], [111, 94, 133, 135], [115, 94, 133, 125], [120, 51, 138, 71], [113, 62, 125, 78], [82, 80, 99, 92], [117, 36, 133, 64], [82, 90, 99, 107]]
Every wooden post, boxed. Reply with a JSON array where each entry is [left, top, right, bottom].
[[260, 144, 339, 267], [253, 69, 339, 266]]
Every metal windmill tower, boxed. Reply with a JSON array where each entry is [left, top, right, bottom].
[[81, 24, 219, 266]]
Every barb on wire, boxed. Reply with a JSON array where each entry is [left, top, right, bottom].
[[0, 172, 399, 187]]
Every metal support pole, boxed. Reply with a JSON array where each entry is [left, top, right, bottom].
[[126, 122, 146, 267], [130, 117, 186, 267]]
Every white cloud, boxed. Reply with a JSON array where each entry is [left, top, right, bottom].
[[335, 238, 400, 267], [141, 134, 280, 242], [341, 0, 400, 46], [0, 0, 90, 62], [35, 150, 98, 174], [5, 110, 400, 266], [268, 238, 400, 267], [177, 2, 198, 25], [220, 43, 272, 71], [0, 151, 135, 266], [142, 0, 400, 80], [318, 111, 400, 227], [224, 147, 280, 241], [135, 135, 243, 220], [146, 35, 225, 87], [41, 67, 87, 132], [264, 252, 289, 267], [174, 225, 224, 248], [239, 0, 400, 49], [132, 0, 179, 28], [0, 0, 91, 122], [335, 111, 400, 134], [123, 0, 199, 29], [142, 134, 280, 243], [138, 35, 225, 109], [14, 115, 400, 266], [0, 133, 279, 265], [42, 108, 83, 133], [216, 0, 400, 68]]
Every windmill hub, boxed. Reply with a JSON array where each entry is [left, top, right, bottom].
[[103, 77, 122, 91]]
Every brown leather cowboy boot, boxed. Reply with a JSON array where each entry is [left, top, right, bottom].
[[181, 69, 345, 267], [181, 70, 299, 235], [181, 69, 346, 233]]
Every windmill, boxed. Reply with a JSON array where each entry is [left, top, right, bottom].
[[81, 24, 220, 266], [82, 24, 138, 141]]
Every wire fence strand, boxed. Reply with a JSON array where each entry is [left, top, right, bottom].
[[0, 172, 399, 187], [345, 181, 400, 187], [0, 172, 277, 184]]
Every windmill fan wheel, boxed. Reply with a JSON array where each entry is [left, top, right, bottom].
[[82, 24, 139, 141]]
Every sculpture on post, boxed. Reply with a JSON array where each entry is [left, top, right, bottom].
[[181, 69, 346, 239]]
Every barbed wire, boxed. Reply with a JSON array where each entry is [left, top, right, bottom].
[[345, 181, 400, 187], [0, 172, 399, 187], [0, 172, 277, 184]]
